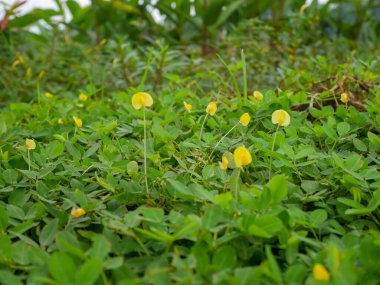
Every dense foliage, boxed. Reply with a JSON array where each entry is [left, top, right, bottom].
[[0, 1, 380, 284]]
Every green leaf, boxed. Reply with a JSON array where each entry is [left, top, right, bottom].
[[337, 122, 350, 137], [268, 175, 288, 203], [39, 219, 58, 248], [65, 141, 81, 159], [0, 207, 9, 231], [249, 215, 283, 238], [353, 138, 367, 152], [127, 161, 139, 175], [49, 252, 76, 284], [2, 169, 19, 184], [140, 206, 164, 223], [75, 259, 103, 285], [82, 142, 101, 159], [0, 270, 23, 285], [212, 245, 237, 269], [46, 141, 64, 159], [310, 209, 327, 225]]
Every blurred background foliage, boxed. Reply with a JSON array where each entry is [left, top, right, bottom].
[[0, 0, 379, 104]]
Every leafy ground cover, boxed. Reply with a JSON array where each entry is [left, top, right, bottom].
[[1, 1, 380, 284]]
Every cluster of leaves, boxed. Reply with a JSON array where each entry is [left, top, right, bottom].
[[1, 54, 380, 284], [1, 1, 380, 284]]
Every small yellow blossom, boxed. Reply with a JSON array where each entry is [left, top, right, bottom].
[[132, 92, 153, 110], [58, 118, 64, 125], [300, 3, 309, 14], [206, 102, 217, 116], [219, 155, 229, 170], [25, 67, 32, 78], [12, 60, 21, 69], [313, 263, 330, 281], [25, 139, 36, 150], [99, 39, 107, 47], [79, 93, 88, 102], [239, 113, 251, 126], [340, 92, 348, 104], [253, 91, 264, 102], [73, 116, 83, 128], [183, 101, 192, 112], [44, 92, 54, 98], [234, 146, 252, 168], [38, 70, 46, 81], [272, 110, 291, 127], [71, 207, 86, 218]]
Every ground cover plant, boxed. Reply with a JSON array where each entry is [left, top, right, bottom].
[[1, 0, 380, 284]]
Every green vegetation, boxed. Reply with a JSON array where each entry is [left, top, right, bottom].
[[0, 0, 380, 284]]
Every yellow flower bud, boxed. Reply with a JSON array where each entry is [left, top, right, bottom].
[[44, 92, 54, 98], [206, 102, 217, 116], [79, 93, 88, 102], [183, 101, 192, 112], [38, 70, 46, 81], [239, 113, 251, 126], [132, 92, 153, 110], [313, 263, 330, 281], [73, 116, 83, 128], [219, 155, 229, 170], [58, 118, 64, 125], [234, 146, 252, 168], [340, 92, 348, 104], [272, 110, 291, 127], [71, 207, 86, 218], [253, 91, 264, 102], [25, 139, 36, 150]]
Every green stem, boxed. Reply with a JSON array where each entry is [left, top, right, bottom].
[[199, 113, 208, 139], [27, 149, 30, 171], [241, 49, 248, 105], [234, 169, 241, 201], [143, 108, 149, 195], [209, 122, 239, 159], [269, 125, 280, 177], [37, 82, 41, 105]]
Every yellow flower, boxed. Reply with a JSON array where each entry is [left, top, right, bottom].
[[253, 91, 263, 102], [44, 92, 54, 98], [58, 118, 64, 125], [234, 146, 252, 168], [25, 67, 32, 78], [25, 139, 36, 150], [183, 101, 192, 112], [272, 110, 291, 127], [38, 70, 46, 81], [300, 3, 309, 14], [99, 39, 107, 47], [73, 116, 83, 128], [79, 93, 88, 102], [313, 263, 330, 281], [12, 60, 21, 69], [219, 155, 229, 170], [340, 92, 348, 104], [206, 102, 217, 116], [71, 207, 86, 218], [132, 92, 153, 110], [239, 113, 251, 126]]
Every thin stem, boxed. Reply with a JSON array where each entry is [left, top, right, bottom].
[[234, 169, 241, 201], [143, 108, 149, 195], [74, 126, 77, 137], [209, 122, 239, 159], [269, 125, 280, 177], [37, 82, 41, 105], [199, 113, 208, 139], [27, 149, 30, 171]]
